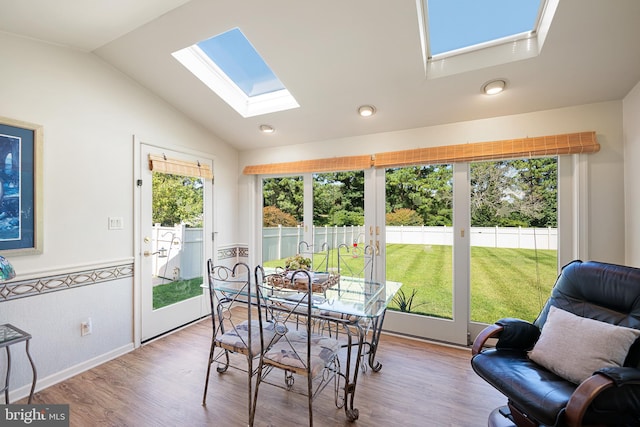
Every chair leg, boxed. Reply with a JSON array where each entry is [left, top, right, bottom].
[[247, 358, 253, 427], [250, 362, 263, 427], [216, 349, 230, 373], [308, 372, 313, 427], [202, 341, 216, 405]]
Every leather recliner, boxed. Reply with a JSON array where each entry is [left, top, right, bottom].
[[471, 260, 640, 426]]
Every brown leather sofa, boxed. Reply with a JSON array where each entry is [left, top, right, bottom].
[[471, 260, 640, 426]]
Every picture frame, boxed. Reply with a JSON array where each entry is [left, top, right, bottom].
[[0, 116, 43, 255]]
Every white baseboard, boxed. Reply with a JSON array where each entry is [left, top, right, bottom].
[[9, 343, 135, 403]]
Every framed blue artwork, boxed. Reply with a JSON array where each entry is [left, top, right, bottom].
[[0, 117, 43, 255]]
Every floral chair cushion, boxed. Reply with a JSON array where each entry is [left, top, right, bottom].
[[216, 320, 277, 356], [263, 329, 340, 378]]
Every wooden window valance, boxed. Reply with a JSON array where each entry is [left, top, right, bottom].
[[242, 155, 373, 175], [149, 154, 213, 179], [242, 131, 598, 175], [373, 131, 599, 168]]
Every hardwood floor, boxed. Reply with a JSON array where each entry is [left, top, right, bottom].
[[27, 318, 506, 426]]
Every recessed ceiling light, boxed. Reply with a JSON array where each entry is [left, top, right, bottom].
[[259, 124, 275, 133], [482, 79, 506, 95], [358, 105, 376, 117]]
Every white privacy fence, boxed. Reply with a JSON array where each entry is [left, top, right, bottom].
[[150, 224, 557, 280], [263, 225, 557, 260], [262, 225, 368, 261], [151, 224, 203, 282], [387, 226, 557, 250]]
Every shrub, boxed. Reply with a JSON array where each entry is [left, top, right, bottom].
[[263, 206, 298, 227], [386, 208, 424, 226]]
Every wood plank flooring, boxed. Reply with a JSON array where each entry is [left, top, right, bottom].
[[26, 318, 506, 426]]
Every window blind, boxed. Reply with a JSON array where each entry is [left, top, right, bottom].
[[373, 131, 598, 168], [242, 155, 373, 175], [149, 154, 213, 179], [242, 131, 598, 175]]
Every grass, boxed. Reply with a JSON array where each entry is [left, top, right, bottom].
[[153, 277, 204, 309], [264, 244, 558, 324]]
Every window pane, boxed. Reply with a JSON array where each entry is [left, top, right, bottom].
[[261, 176, 304, 266], [469, 158, 558, 323], [313, 171, 366, 277], [151, 172, 204, 310], [385, 165, 454, 318]]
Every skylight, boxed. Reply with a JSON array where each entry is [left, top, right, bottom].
[[172, 27, 299, 118], [428, 0, 541, 56], [417, 0, 558, 78]]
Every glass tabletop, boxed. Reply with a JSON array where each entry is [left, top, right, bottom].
[[210, 273, 402, 319], [0, 324, 31, 346]]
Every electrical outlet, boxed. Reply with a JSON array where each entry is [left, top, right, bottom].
[[81, 318, 92, 336]]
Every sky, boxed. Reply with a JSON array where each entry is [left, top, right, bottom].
[[197, 27, 284, 97], [427, 0, 542, 55]]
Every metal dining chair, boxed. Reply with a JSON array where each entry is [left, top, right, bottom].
[[250, 268, 343, 426], [202, 260, 277, 425]]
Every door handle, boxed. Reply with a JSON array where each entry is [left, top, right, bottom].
[[143, 248, 167, 257]]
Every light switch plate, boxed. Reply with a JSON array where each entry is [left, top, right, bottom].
[[108, 217, 124, 230]]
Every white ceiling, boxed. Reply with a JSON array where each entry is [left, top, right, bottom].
[[1, 0, 639, 151]]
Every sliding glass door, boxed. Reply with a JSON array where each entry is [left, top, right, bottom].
[[380, 163, 468, 344], [261, 171, 368, 277], [257, 156, 559, 346]]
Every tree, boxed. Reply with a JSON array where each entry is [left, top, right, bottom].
[[470, 161, 514, 226], [385, 166, 452, 226], [152, 172, 203, 227], [510, 158, 557, 227], [260, 157, 557, 230], [313, 171, 364, 226], [470, 158, 557, 227], [263, 206, 298, 226], [332, 210, 365, 226], [386, 208, 424, 226], [262, 177, 304, 222]]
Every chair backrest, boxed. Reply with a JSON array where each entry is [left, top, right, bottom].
[[207, 260, 254, 346], [337, 242, 375, 281], [254, 268, 317, 370], [534, 259, 640, 365], [298, 240, 330, 272]]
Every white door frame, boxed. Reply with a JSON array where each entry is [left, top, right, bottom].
[[133, 136, 213, 345]]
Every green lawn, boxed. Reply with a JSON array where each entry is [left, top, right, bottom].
[[153, 277, 204, 309], [264, 244, 558, 324]]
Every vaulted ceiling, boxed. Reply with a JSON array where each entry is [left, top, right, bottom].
[[1, 0, 639, 151]]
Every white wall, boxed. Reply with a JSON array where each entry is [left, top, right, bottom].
[[623, 81, 640, 267], [0, 33, 239, 397], [239, 101, 626, 266]]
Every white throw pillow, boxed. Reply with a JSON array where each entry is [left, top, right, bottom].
[[528, 305, 640, 384]]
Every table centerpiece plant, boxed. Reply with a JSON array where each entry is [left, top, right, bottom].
[[284, 254, 312, 271]]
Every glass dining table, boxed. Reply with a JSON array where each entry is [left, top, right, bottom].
[[209, 269, 402, 421]]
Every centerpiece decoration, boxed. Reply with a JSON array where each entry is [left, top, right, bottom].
[[284, 254, 312, 271], [268, 253, 339, 293]]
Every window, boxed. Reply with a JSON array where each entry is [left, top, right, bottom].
[[427, 0, 542, 56], [172, 27, 299, 117], [417, 0, 559, 78]]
